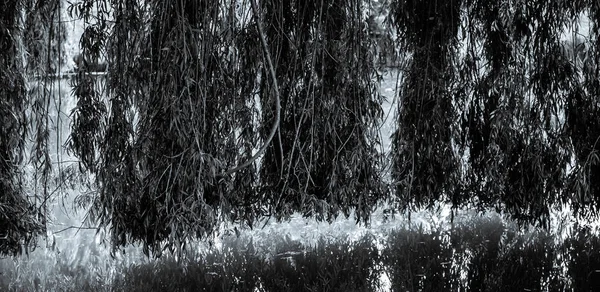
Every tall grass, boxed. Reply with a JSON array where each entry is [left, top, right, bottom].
[[3, 210, 600, 291]]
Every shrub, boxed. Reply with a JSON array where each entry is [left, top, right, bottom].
[[486, 230, 555, 291], [258, 234, 380, 292], [382, 223, 455, 292], [449, 214, 506, 291], [562, 225, 600, 292]]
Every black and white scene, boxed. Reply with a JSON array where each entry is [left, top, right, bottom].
[[1, 0, 600, 291]]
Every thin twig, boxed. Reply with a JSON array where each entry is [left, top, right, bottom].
[[53, 225, 98, 234], [221, 0, 281, 176]]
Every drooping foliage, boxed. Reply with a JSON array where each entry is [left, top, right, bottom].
[[6, 0, 600, 256], [0, 0, 46, 256], [23, 0, 68, 234], [390, 0, 462, 211], [67, 0, 385, 255], [257, 0, 386, 222], [390, 0, 600, 227]]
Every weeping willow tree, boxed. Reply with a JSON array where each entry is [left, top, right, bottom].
[[6, 0, 600, 257], [0, 0, 52, 256], [65, 0, 386, 255], [390, 0, 600, 228]]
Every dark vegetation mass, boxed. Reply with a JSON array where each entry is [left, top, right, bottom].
[[4, 216, 599, 291], [2, 0, 600, 258]]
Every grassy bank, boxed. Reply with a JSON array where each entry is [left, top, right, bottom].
[[2, 211, 600, 291]]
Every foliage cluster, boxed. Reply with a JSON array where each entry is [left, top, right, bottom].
[[0, 0, 46, 257], [3, 215, 600, 291], [64, 0, 385, 255], [390, 0, 600, 228], [5, 0, 600, 257], [111, 234, 380, 292], [382, 215, 558, 291], [63, 0, 600, 254]]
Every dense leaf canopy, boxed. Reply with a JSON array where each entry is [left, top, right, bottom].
[[390, 0, 600, 228], [0, 0, 50, 256], [65, 0, 386, 255], [2, 0, 600, 256]]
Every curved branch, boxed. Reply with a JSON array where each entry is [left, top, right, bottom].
[[221, 0, 280, 176]]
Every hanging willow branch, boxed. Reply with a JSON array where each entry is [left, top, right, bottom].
[[0, 0, 45, 256], [389, 0, 600, 227], [222, 0, 280, 176]]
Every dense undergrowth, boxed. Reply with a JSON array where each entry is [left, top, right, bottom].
[[2, 213, 600, 291]]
